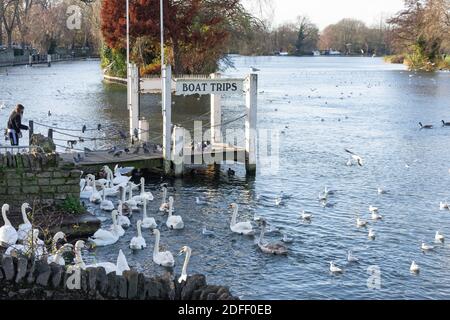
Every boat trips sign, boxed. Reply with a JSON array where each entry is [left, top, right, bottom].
[[175, 78, 244, 96]]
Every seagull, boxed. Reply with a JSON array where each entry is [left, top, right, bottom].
[[329, 261, 343, 274], [371, 211, 383, 221], [377, 187, 387, 195], [356, 217, 368, 228], [435, 231, 445, 243], [368, 229, 376, 240], [440, 201, 449, 210], [347, 251, 359, 263], [250, 66, 260, 72], [345, 149, 363, 166], [410, 261, 420, 273], [300, 210, 313, 221], [421, 242, 434, 251]]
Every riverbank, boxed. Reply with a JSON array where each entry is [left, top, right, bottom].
[[384, 54, 450, 71]]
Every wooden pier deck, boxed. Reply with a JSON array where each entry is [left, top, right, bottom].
[[60, 144, 246, 174]]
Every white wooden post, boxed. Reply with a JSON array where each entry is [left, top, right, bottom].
[[47, 54, 51, 67], [129, 64, 140, 140], [162, 65, 172, 174], [245, 74, 257, 175], [29, 55, 32, 66], [172, 125, 184, 177], [138, 117, 149, 143], [210, 73, 222, 145]]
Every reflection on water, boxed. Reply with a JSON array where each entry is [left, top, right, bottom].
[[2, 57, 450, 299]]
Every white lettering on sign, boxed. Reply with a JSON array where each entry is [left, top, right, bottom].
[[175, 79, 244, 96]]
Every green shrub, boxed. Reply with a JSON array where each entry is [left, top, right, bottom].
[[59, 196, 85, 215]]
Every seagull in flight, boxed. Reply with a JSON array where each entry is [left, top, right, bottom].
[[345, 149, 363, 166]]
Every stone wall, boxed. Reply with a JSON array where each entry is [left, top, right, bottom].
[[0, 254, 236, 300], [0, 152, 81, 217]]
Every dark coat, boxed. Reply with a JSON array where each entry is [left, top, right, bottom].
[[7, 110, 28, 134]]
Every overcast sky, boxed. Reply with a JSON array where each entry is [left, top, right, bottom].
[[244, 0, 406, 30]]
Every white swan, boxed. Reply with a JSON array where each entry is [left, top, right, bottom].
[[17, 203, 32, 242], [116, 249, 131, 275], [88, 211, 120, 246], [368, 228, 376, 240], [330, 261, 343, 274], [112, 165, 131, 185], [130, 220, 146, 250], [88, 176, 102, 204], [0, 204, 18, 246], [356, 217, 368, 228], [5, 229, 46, 258], [115, 164, 134, 176], [152, 229, 175, 267], [257, 219, 288, 255], [159, 187, 170, 212], [100, 188, 115, 211], [141, 198, 157, 229], [410, 261, 420, 273], [435, 231, 445, 243], [118, 186, 132, 216], [80, 179, 92, 199], [47, 232, 72, 265], [178, 246, 192, 283], [132, 177, 154, 202], [347, 251, 359, 262], [166, 197, 184, 230], [229, 203, 254, 236], [117, 201, 131, 228], [125, 183, 140, 211]]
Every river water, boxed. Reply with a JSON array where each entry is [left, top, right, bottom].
[[2, 56, 450, 299]]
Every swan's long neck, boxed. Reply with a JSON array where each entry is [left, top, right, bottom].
[[181, 248, 192, 279], [75, 246, 86, 268], [143, 200, 148, 219], [128, 186, 133, 200], [21, 206, 30, 225], [102, 188, 106, 201], [107, 169, 113, 187], [112, 212, 118, 231], [140, 178, 145, 195], [120, 187, 126, 202], [168, 200, 173, 217], [231, 206, 238, 226], [2, 207, 11, 226], [162, 188, 167, 203], [153, 231, 160, 256], [137, 223, 142, 238]]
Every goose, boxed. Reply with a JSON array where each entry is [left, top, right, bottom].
[[368, 229, 376, 240], [329, 261, 343, 274], [419, 122, 433, 129], [178, 246, 192, 283], [159, 187, 170, 212], [17, 203, 32, 242], [88, 211, 120, 246], [166, 197, 184, 230], [152, 229, 175, 267], [356, 217, 368, 228], [0, 204, 18, 246], [100, 188, 115, 211], [410, 261, 420, 273], [132, 177, 154, 202], [202, 227, 215, 236], [129, 220, 146, 250], [74, 240, 128, 275], [229, 203, 254, 236], [345, 149, 363, 166], [435, 231, 445, 243], [421, 242, 434, 251], [257, 219, 288, 255], [117, 201, 131, 228], [141, 198, 157, 229], [440, 202, 449, 210], [300, 210, 313, 221], [347, 251, 359, 263], [442, 120, 450, 127]]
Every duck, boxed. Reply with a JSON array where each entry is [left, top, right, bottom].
[[441, 120, 450, 127], [17, 203, 32, 242], [116, 201, 131, 228], [100, 187, 115, 211], [329, 261, 343, 274], [435, 231, 445, 243], [421, 242, 434, 251], [0, 204, 18, 246], [166, 197, 184, 230], [356, 217, 368, 228], [345, 149, 363, 166], [419, 122, 433, 129], [152, 229, 175, 267], [257, 219, 288, 255], [88, 211, 121, 246], [132, 177, 154, 202], [368, 229, 376, 240], [74, 240, 129, 275], [300, 210, 313, 221], [159, 186, 170, 212], [129, 220, 146, 250], [229, 203, 254, 236], [178, 246, 192, 283], [410, 261, 420, 273], [141, 198, 157, 229], [347, 251, 359, 263]]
